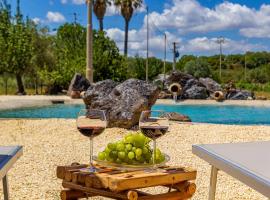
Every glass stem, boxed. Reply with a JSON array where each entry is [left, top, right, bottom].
[[90, 136, 94, 167], [153, 138, 156, 168]]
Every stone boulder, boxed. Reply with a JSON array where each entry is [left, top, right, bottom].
[[162, 112, 191, 122], [164, 71, 194, 90], [184, 85, 208, 99], [199, 78, 221, 93], [182, 79, 209, 99], [83, 79, 160, 129], [226, 90, 254, 100], [83, 79, 118, 105], [68, 73, 91, 96]]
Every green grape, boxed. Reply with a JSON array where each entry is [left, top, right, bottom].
[[142, 147, 149, 155], [115, 158, 122, 164], [128, 151, 135, 160], [159, 153, 165, 163], [132, 147, 136, 152], [107, 143, 116, 150], [125, 144, 132, 151], [137, 156, 145, 163], [155, 149, 161, 160], [116, 143, 125, 151], [105, 153, 111, 161], [156, 148, 162, 156], [105, 147, 111, 154], [118, 151, 126, 160], [133, 134, 145, 148], [135, 148, 142, 156], [98, 152, 106, 160], [144, 152, 152, 161], [124, 135, 133, 144], [110, 150, 118, 160], [136, 155, 141, 161]]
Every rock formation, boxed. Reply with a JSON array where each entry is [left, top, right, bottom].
[[68, 73, 91, 98], [83, 79, 160, 129]]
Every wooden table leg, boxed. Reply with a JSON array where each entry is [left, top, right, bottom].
[[3, 175, 9, 200], [208, 166, 218, 200]]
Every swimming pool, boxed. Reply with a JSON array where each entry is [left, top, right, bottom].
[[0, 104, 270, 125]]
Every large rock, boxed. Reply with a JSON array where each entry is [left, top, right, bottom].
[[83, 79, 160, 129], [162, 112, 191, 122], [184, 85, 208, 99], [164, 71, 194, 90], [199, 78, 221, 93], [226, 90, 254, 100], [68, 73, 91, 96], [83, 79, 118, 105]]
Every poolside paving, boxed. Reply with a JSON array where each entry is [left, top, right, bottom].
[[0, 95, 83, 110], [0, 119, 269, 199]]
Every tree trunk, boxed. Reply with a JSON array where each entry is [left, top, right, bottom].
[[4, 78, 8, 95], [124, 19, 129, 57], [15, 74, 26, 95], [99, 18, 103, 31], [35, 75, 38, 95]]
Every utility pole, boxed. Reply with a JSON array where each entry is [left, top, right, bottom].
[[216, 36, 225, 80], [244, 52, 247, 81], [163, 33, 167, 81], [86, 0, 93, 83], [146, 6, 149, 82], [73, 12, 78, 24]]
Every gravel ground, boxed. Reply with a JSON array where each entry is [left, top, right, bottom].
[[0, 119, 269, 200]]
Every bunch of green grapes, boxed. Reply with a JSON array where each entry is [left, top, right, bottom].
[[97, 132, 166, 165]]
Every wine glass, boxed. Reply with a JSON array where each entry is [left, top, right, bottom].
[[139, 110, 169, 170], [77, 109, 107, 172]]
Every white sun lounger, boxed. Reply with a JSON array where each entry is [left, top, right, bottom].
[[0, 146, 23, 200], [192, 141, 270, 199]]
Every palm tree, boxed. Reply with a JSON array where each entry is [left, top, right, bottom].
[[93, 0, 111, 31], [114, 0, 143, 56]]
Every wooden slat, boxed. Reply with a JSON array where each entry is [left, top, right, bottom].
[[138, 191, 193, 200], [57, 165, 88, 179], [62, 181, 128, 199], [108, 170, 197, 192], [60, 189, 86, 200]]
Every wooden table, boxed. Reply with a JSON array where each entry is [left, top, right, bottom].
[[57, 163, 197, 200], [0, 146, 23, 200]]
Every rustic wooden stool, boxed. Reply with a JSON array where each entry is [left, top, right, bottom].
[[56, 163, 197, 200]]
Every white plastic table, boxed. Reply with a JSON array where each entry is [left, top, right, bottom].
[[192, 141, 270, 200], [0, 146, 23, 200]]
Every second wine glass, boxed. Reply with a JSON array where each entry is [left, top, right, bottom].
[[77, 109, 107, 172], [139, 110, 169, 170]]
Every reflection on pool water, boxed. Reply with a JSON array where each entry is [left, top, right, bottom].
[[0, 103, 270, 125]]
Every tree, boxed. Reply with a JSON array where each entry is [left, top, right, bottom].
[[114, 0, 143, 56], [93, 0, 111, 31], [30, 26, 55, 94], [3, 0, 34, 94], [0, 0, 11, 74], [39, 23, 126, 92], [176, 55, 196, 70], [184, 58, 212, 78]]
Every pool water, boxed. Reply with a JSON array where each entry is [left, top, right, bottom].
[[0, 104, 270, 125]]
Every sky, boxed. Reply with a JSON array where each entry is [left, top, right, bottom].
[[7, 0, 270, 60]]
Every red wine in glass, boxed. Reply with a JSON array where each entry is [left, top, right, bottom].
[[77, 110, 107, 172], [78, 126, 105, 137], [139, 111, 169, 170]]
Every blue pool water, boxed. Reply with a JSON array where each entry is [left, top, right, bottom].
[[0, 104, 270, 125]]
